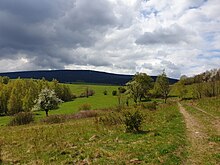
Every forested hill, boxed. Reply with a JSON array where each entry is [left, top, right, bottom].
[[0, 70, 178, 85]]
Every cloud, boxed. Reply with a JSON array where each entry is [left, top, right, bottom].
[[135, 24, 190, 45], [0, 0, 117, 65], [0, 0, 219, 78]]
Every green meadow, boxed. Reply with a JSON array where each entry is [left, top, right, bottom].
[[0, 101, 187, 164], [0, 84, 120, 125]]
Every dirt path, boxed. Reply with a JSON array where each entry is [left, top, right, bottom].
[[178, 102, 209, 165]]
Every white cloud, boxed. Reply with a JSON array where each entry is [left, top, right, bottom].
[[0, 0, 219, 78]]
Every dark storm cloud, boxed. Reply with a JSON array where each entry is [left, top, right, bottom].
[[135, 24, 189, 45], [0, 0, 117, 67]]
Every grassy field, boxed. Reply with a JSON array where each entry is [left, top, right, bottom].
[[0, 84, 120, 126], [190, 97, 220, 116], [0, 102, 187, 164]]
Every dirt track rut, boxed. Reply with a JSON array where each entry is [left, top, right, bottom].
[[178, 102, 208, 165]]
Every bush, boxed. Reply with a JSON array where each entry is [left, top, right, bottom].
[[79, 89, 95, 98], [112, 90, 117, 96], [118, 87, 126, 93], [103, 90, 107, 95], [73, 110, 97, 119], [87, 89, 95, 97], [8, 112, 34, 126], [141, 101, 157, 111], [78, 103, 92, 111], [123, 110, 144, 133], [41, 115, 65, 124]]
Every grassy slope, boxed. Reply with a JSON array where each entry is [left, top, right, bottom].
[[193, 97, 220, 116], [0, 102, 187, 164]]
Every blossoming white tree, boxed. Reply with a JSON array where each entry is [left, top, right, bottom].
[[34, 88, 63, 116]]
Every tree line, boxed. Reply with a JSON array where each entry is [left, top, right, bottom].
[[174, 68, 220, 99], [0, 77, 73, 115], [179, 68, 220, 85], [126, 70, 170, 104]]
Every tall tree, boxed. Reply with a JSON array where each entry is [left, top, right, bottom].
[[126, 72, 153, 103], [133, 73, 153, 101], [154, 70, 170, 103]]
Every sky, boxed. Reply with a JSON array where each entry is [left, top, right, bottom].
[[0, 0, 219, 78]]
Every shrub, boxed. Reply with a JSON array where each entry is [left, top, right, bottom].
[[141, 101, 157, 111], [73, 110, 97, 119], [79, 89, 95, 98], [87, 89, 95, 97], [103, 90, 107, 95], [112, 90, 117, 96], [78, 103, 92, 111], [41, 115, 65, 124], [118, 87, 126, 93], [8, 112, 34, 126], [123, 110, 144, 133]]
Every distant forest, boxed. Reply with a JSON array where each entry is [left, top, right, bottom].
[[0, 70, 178, 85]]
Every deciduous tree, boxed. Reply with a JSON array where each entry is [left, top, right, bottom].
[[154, 70, 170, 103], [34, 88, 62, 117]]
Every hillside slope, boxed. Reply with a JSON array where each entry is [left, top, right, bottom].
[[0, 70, 178, 85]]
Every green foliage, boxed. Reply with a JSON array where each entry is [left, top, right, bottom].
[[0, 78, 73, 116], [78, 103, 92, 111], [173, 68, 220, 100], [172, 81, 188, 99], [103, 89, 108, 95], [191, 81, 220, 99], [51, 79, 73, 101], [8, 112, 34, 126], [0, 83, 120, 125], [123, 109, 144, 133], [126, 73, 153, 104], [34, 88, 63, 116], [0, 76, 10, 84], [7, 85, 23, 115], [112, 90, 117, 96], [154, 70, 170, 103], [118, 86, 126, 93], [179, 68, 220, 85], [80, 87, 95, 98]]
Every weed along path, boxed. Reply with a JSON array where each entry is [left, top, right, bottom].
[[178, 102, 211, 165], [186, 103, 220, 133]]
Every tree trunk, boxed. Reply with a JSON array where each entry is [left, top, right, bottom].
[[45, 110, 49, 117], [164, 95, 167, 103]]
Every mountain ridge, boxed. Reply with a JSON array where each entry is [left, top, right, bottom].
[[0, 70, 178, 85]]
